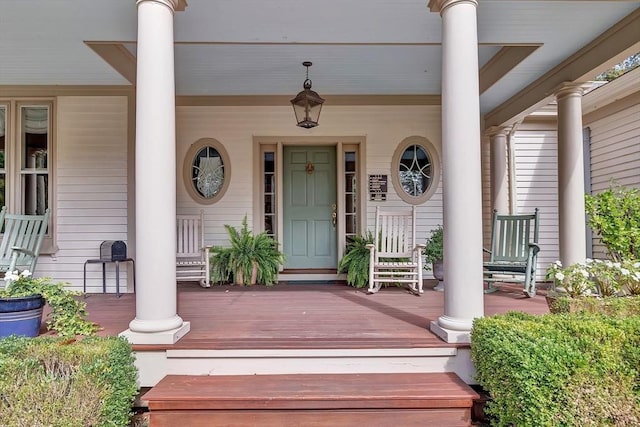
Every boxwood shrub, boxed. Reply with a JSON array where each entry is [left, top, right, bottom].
[[0, 336, 138, 427], [471, 312, 640, 426], [547, 294, 640, 316]]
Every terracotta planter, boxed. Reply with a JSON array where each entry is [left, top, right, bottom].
[[234, 263, 258, 286], [0, 295, 45, 338], [432, 259, 444, 292]]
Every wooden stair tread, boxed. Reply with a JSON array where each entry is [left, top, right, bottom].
[[144, 372, 479, 411], [132, 337, 467, 351]]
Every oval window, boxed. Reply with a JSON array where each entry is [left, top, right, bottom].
[[391, 136, 440, 204], [183, 138, 230, 204]]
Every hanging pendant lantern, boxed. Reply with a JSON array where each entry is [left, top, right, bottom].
[[290, 61, 325, 128]]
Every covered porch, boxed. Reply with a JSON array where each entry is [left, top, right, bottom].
[[83, 281, 550, 387]]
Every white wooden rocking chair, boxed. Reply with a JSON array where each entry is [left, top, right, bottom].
[[367, 206, 425, 295], [176, 210, 211, 287]]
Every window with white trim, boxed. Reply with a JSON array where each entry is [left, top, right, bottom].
[[0, 101, 54, 250]]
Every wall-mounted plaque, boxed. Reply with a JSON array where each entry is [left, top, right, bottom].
[[368, 174, 388, 201]]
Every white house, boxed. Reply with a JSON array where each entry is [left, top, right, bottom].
[[493, 66, 640, 272], [1, 1, 639, 348]]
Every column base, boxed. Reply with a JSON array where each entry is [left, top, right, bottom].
[[430, 320, 471, 344], [119, 321, 191, 345]]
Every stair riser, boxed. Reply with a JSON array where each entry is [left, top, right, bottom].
[[134, 348, 476, 387], [150, 409, 473, 427]]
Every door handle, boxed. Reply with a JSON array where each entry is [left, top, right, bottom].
[[331, 204, 337, 227]]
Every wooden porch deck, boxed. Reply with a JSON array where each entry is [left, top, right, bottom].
[[85, 281, 550, 350], [85, 282, 550, 426]]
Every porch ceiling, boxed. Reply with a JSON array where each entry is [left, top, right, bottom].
[[2, 1, 639, 124]]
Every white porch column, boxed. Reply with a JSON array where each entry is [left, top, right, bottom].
[[428, 0, 484, 343], [556, 83, 588, 267], [488, 128, 509, 214], [120, 0, 190, 344]]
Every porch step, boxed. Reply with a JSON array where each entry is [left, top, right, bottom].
[[143, 372, 479, 427]]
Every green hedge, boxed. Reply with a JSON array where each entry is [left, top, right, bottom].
[[547, 295, 640, 316], [471, 312, 640, 426], [0, 336, 138, 427]]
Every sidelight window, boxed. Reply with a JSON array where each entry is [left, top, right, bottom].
[[263, 150, 276, 237], [344, 151, 357, 238]]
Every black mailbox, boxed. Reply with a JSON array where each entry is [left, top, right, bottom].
[[100, 240, 127, 261]]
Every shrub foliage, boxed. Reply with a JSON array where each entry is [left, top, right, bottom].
[[585, 184, 640, 261], [0, 336, 138, 427], [423, 225, 443, 269], [546, 294, 640, 316], [471, 312, 640, 426]]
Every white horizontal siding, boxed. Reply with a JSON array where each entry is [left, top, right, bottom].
[[512, 128, 559, 279], [36, 96, 129, 292], [361, 107, 442, 237], [176, 105, 444, 278], [588, 101, 640, 258], [25, 90, 636, 296], [36, 100, 541, 289]]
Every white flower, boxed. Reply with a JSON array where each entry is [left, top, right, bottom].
[[620, 268, 630, 276], [4, 271, 20, 282], [580, 269, 590, 278], [634, 262, 640, 268], [585, 258, 593, 264], [613, 262, 621, 268], [605, 260, 614, 267], [19, 270, 32, 278], [554, 260, 563, 267], [555, 272, 565, 281]]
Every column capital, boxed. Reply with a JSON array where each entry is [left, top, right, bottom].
[[484, 126, 508, 138], [136, 0, 187, 12], [428, 0, 478, 14], [555, 82, 591, 100]]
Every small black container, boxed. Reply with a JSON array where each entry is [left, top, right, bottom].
[[100, 240, 127, 261]]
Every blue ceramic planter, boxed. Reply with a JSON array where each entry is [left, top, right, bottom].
[[0, 295, 45, 338]]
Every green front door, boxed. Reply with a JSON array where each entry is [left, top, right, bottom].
[[283, 146, 337, 269]]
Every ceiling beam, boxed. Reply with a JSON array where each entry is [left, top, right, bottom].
[[0, 85, 133, 97], [479, 45, 541, 94], [86, 42, 137, 85], [176, 94, 441, 107]]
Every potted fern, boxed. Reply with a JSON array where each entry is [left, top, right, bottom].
[[209, 216, 285, 286], [337, 231, 374, 288]]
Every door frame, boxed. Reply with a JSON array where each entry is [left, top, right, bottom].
[[253, 136, 367, 264]]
